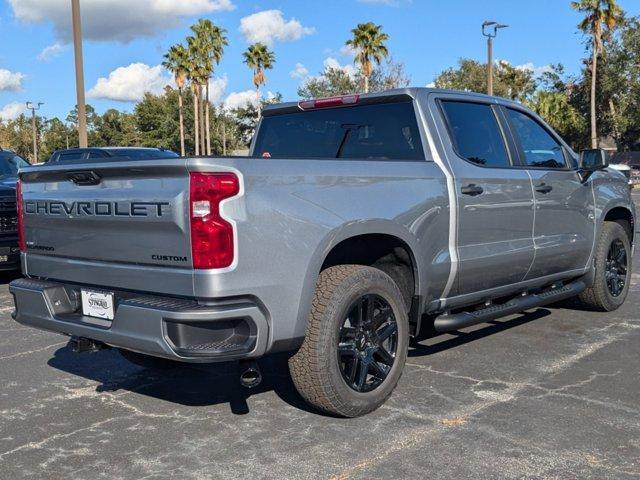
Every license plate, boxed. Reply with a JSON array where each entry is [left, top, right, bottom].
[[0, 255, 8, 263], [81, 290, 115, 321]]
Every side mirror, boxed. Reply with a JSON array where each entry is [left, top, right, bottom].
[[579, 149, 609, 171]]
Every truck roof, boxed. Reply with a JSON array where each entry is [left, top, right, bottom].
[[263, 87, 523, 116]]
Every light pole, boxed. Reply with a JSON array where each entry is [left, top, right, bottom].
[[482, 20, 508, 96], [26, 102, 44, 163], [71, 0, 88, 148]]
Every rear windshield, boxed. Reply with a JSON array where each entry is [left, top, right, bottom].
[[253, 101, 425, 160]]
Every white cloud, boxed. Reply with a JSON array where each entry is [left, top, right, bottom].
[[340, 45, 358, 58], [9, 0, 235, 43], [515, 62, 554, 76], [426, 82, 436, 88], [239, 10, 314, 46], [208, 76, 229, 105], [324, 57, 357, 78], [37, 42, 65, 61], [0, 69, 25, 92], [289, 63, 309, 79], [0, 102, 27, 121], [88, 63, 172, 102], [224, 90, 259, 110]]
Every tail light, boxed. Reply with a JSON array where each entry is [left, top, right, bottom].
[[16, 179, 26, 252], [298, 94, 360, 110], [189, 172, 240, 269]]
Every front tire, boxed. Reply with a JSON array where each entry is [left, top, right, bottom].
[[578, 221, 632, 311], [289, 265, 409, 417]]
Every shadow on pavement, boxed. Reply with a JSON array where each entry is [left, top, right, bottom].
[[45, 308, 553, 415], [0, 270, 21, 285], [48, 347, 316, 416], [409, 308, 552, 357]]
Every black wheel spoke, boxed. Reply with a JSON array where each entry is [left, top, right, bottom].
[[338, 343, 357, 357], [377, 322, 397, 342], [372, 304, 391, 330], [348, 357, 360, 384], [356, 359, 369, 389], [365, 296, 375, 325], [368, 359, 388, 379], [374, 346, 395, 366]]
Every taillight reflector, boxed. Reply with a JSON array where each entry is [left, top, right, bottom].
[[16, 179, 25, 252], [298, 94, 360, 110], [189, 173, 240, 269]]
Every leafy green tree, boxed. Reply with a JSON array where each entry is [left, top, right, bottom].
[[433, 58, 536, 103], [0, 115, 34, 160], [41, 117, 72, 160], [533, 91, 587, 148], [346, 22, 390, 93], [228, 94, 282, 146], [571, 0, 624, 147], [242, 43, 276, 117], [297, 59, 410, 99]]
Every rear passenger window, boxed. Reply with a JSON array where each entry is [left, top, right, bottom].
[[441, 101, 510, 168], [506, 109, 566, 169]]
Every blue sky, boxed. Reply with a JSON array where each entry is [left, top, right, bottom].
[[0, 0, 638, 121]]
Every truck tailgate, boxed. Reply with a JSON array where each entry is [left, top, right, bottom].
[[20, 160, 191, 269]]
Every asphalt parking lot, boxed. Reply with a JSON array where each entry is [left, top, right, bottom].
[[1, 195, 639, 480]]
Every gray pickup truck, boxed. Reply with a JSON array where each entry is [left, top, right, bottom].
[[11, 88, 635, 417]]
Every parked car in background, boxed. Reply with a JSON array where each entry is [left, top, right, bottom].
[[0, 149, 28, 271], [609, 163, 633, 186], [611, 151, 640, 186], [47, 147, 179, 163]]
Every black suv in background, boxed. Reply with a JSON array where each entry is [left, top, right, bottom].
[[46, 147, 179, 163], [0, 149, 28, 271]]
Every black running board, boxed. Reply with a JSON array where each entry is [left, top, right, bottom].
[[434, 280, 586, 333]]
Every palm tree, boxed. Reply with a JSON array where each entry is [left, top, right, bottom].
[[187, 35, 209, 155], [346, 22, 389, 93], [190, 20, 228, 155], [162, 44, 190, 156], [571, 0, 623, 148], [242, 43, 275, 117]]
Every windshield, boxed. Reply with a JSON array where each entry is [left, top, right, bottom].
[[253, 101, 425, 160], [0, 154, 29, 176]]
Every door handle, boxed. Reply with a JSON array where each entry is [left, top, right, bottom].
[[535, 183, 553, 194], [461, 184, 484, 196]]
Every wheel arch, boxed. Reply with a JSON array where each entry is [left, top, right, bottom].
[[603, 205, 635, 242], [292, 221, 423, 340]]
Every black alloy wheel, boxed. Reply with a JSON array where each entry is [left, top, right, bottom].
[[605, 239, 628, 297], [337, 294, 398, 393]]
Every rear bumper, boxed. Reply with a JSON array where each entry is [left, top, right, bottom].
[[9, 278, 270, 363]]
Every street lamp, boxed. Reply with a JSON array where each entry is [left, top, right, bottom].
[[26, 101, 44, 163], [482, 20, 509, 96], [71, 0, 88, 148]]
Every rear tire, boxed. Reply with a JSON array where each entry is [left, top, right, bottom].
[[578, 221, 632, 311], [289, 265, 409, 417], [118, 349, 179, 370]]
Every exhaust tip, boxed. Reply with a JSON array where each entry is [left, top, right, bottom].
[[239, 361, 262, 389]]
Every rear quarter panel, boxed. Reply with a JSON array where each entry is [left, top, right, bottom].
[[189, 157, 449, 348]]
